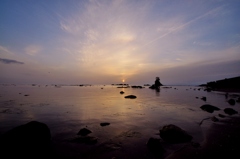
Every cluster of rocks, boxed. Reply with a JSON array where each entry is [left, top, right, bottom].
[[147, 124, 193, 157], [0, 120, 113, 158]]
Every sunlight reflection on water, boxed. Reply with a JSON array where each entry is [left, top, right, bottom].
[[0, 84, 239, 153]]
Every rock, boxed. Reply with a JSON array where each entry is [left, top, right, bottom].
[[159, 124, 192, 143], [228, 99, 235, 105], [124, 95, 137, 99], [146, 137, 165, 156], [0, 121, 51, 158], [100, 122, 110, 126], [77, 128, 92, 136], [120, 91, 124, 94], [224, 108, 238, 115], [131, 85, 143, 88], [236, 97, 240, 102], [211, 116, 219, 122], [218, 114, 226, 118], [200, 104, 220, 113], [201, 96, 207, 101]]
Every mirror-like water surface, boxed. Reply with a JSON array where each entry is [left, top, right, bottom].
[[0, 85, 239, 158]]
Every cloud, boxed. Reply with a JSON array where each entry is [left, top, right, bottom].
[[0, 45, 13, 55], [0, 58, 24, 64], [25, 45, 42, 56]]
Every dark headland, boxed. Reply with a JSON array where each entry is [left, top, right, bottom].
[[200, 76, 240, 93]]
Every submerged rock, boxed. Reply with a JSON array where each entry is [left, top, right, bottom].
[[224, 108, 238, 115], [200, 104, 220, 113], [159, 124, 192, 143], [0, 121, 51, 158], [124, 95, 137, 99]]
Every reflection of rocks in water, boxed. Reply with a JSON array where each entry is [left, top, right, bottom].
[[118, 130, 142, 138]]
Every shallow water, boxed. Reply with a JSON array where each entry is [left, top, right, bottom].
[[0, 84, 239, 158]]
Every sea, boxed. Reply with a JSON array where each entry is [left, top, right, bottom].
[[0, 84, 239, 158]]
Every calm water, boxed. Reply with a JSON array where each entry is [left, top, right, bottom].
[[0, 84, 239, 158]]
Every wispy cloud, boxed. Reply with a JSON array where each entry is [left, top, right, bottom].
[[142, 6, 224, 48], [0, 58, 24, 64], [0, 45, 13, 55], [25, 45, 42, 56]]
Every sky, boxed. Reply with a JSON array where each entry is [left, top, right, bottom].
[[0, 0, 240, 85]]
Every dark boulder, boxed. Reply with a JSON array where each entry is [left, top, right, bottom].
[[201, 96, 207, 101], [200, 104, 220, 113], [224, 108, 238, 115], [228, 99, 235, 105], [0, 121, 51, 158], [159, 124, 192, 143], [77, 128, 92, 136], [120, 91, 124, 94], [124, 95, 137, 99], [218, 114, 226, 118], [146, 137, 165, 157]]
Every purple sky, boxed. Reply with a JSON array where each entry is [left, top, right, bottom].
[[0, 0, 240, 85]]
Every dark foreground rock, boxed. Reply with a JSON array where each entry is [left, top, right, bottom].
[[160, 124, 192, 143], [146, 137, 165, 157], [0, 121, 52, 159], [200, 104, 220, 113]]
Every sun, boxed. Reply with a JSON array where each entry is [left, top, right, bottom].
[[122, 79, 125, 83]]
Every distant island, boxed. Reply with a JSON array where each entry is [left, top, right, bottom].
[[200, 76, 240, 92]]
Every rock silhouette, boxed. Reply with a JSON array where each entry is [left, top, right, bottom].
[[0, 121, 52, 159], [159, 124, 192, 143]]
